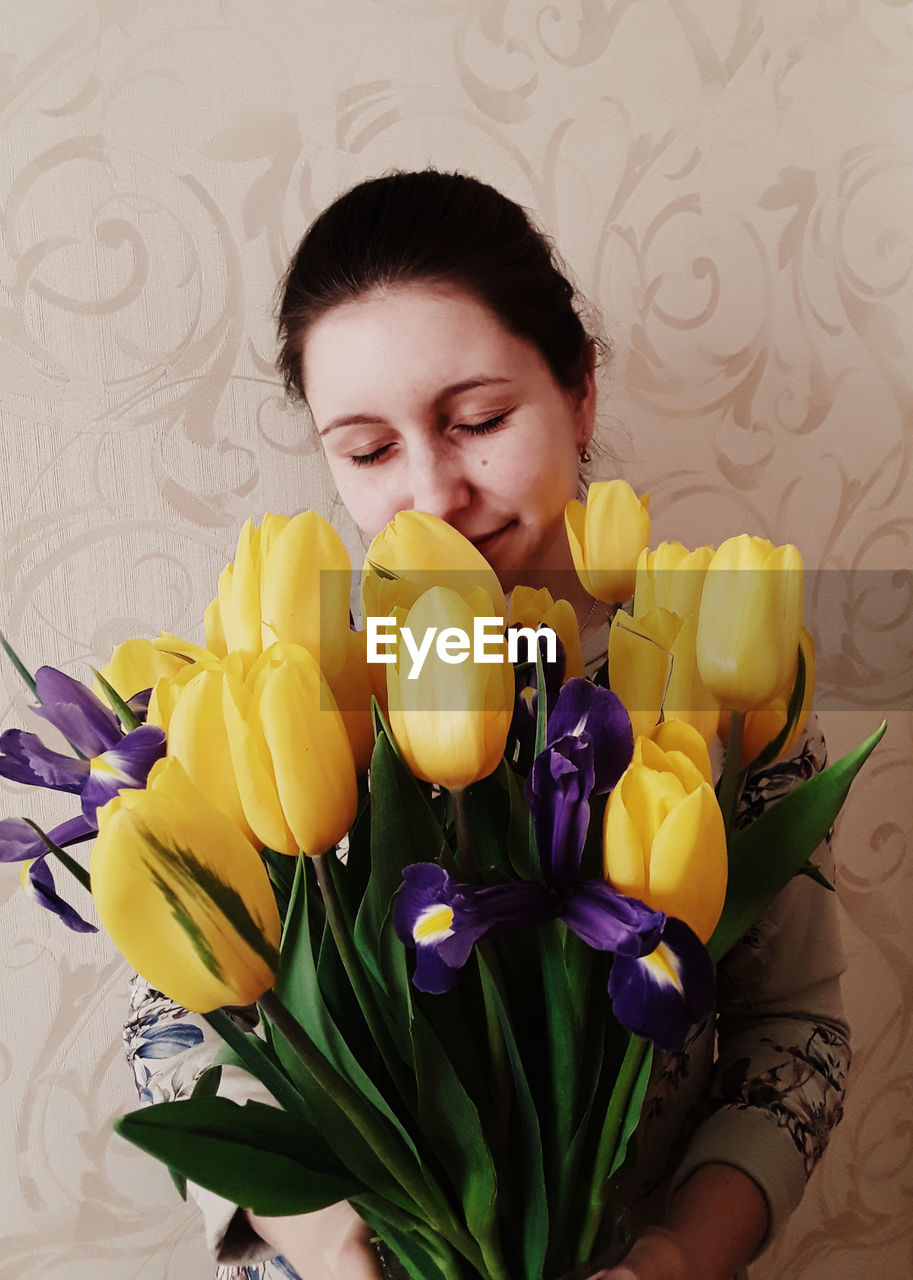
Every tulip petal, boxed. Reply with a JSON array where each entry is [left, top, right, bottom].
[[92, 763, 281, 1012], [608, 917, 715, 1053], [23, 856, 97, 933], [0, 729, 89, 792], [559, 880, 664, 956], [31, 667, 123, 756], [648, 782, 727, 944]]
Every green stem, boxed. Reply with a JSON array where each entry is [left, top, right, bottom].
[[576, 1036, 649, 1264], [312, 853, 413, 1105], [25, 820, 91, 892], [203, 1007, 308, 1120], [451, 788, 472, 876], [258, 989, 480, 1266], [718, 710, 746, 835]]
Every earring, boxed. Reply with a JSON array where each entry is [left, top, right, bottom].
[[579, 446, 591, 464]]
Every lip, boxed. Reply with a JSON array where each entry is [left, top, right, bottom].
[[468, 521, 515, 556]]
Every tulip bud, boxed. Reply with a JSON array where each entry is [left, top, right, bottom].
[[633, 542, 713, 622], [148, 655, 256, 845], [565, 480, 651, 604], [92, 758, 280, 1013], [98, 634, 212, 702], [603, 720, 727, 943], [206, 512, 352, 681], [362, 511, 506, 622], [240, 644, 359, 856], [387, 586, 514, 790], [719, 626, 815, 768], [509, 586, 585, 680], [696, 535, 804, 712]]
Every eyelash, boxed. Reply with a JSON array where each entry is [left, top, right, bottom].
[[349, 413, 508, 468]]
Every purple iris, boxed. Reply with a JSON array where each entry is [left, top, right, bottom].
[[0, 665, 166, 930], [525, 679, 715, 1050], [394, 679, 715, 1053], [393, 862, 553, 994], [507, 630, 566, 774]]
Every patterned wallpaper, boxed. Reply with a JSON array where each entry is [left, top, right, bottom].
[[0, 2, 910, 1276]]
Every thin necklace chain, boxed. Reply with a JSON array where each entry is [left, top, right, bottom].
[[582, 596, 599, 630]]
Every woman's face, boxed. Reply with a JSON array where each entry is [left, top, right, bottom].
[[302, 283, 595, 593]]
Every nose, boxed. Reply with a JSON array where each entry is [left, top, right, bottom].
[[406, 444, 473, 524]]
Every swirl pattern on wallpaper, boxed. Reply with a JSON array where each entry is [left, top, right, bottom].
[[0, 3, 911, 1278]]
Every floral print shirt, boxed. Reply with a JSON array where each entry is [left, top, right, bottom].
[[124, 700, 849, 1276]]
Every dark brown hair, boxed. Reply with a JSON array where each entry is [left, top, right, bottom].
[[276, 169, 595, 402]]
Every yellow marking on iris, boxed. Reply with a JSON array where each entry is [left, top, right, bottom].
[[413, 904, 455, 944], [643, 942, 683, 992], [90, 753, 131, 783]]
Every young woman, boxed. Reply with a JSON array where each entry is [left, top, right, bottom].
[[125, 171, 849, 1280]]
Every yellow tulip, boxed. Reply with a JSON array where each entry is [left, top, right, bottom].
[[610, 608, 720, 747], [98, 634, 213, 702], [147, 654, 256, 845], [633, 542, 713, 622], [92, 757, 280, 1013], [509, 586, 585, 680], [696, 535, 804, 712], [608, 608, 678, 739], [362, 511, 505, 623], [603, 720, 727, 943], [564, 480, 651, 604], [207, 512, 352, 682], [387, 586, 514, 790], [231, 643, 359, 856], [325, 626, 380, 774], [719, 627, 816, 768]]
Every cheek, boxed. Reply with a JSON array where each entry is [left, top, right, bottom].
[[325, 460, 396, 540]]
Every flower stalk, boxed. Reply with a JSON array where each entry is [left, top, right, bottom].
[[717, 709, 745, 834]]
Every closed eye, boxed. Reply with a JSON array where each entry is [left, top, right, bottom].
[[456, 412, 507, 437], [349, 413, 508, 468]]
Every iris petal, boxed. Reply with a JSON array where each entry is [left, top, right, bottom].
[[559, 880, 664, 956], [528, 734, 593, 891], [0, 813, 95, 863], [0, 730, 88, 792], [81, 725, 167, 820], [32, 667, 122, 756], [24, 857, 97, 933], [608, 916, 715, 1053], [546, 679, 633, 794]]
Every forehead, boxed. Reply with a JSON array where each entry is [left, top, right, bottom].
[[300, 282, 544, 409]]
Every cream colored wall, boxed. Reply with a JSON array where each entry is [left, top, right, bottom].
[[0, 2, 910, 1276]]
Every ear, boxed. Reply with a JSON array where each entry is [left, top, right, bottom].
[[573, 340, 598, 449]]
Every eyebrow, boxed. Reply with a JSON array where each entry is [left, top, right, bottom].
[[317, 376, 513, 437]]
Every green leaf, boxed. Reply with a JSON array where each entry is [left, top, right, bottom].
[[749, 642, 807, 771], [408, 1005, 506, 1278], [478, 955, 548, 1280], [708, 721, 886, 962], [91, 667, 141, 730], [115, 1097, 359, 1216], [0, 628, 37, 695]]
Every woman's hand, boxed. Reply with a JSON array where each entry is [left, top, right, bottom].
[[588, 1162, 769, 1280], [247, 1201, 380, 1279], [589, 1226, 688, 1280]]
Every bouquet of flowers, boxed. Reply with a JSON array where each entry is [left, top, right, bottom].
[[0, 482, 883, 1280]]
